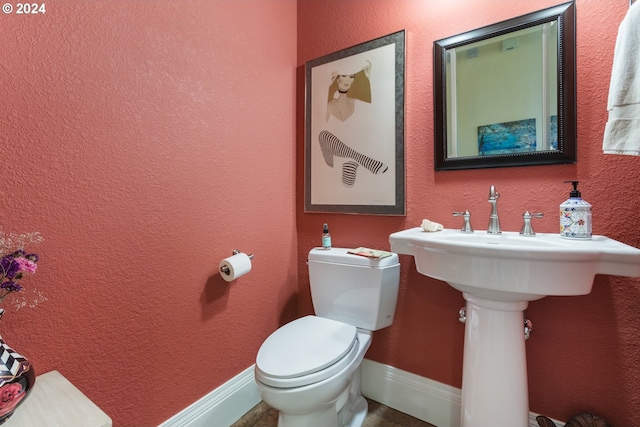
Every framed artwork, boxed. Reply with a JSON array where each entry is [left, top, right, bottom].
[[477, 118, 537, 156], [304, 30, 405, 215]]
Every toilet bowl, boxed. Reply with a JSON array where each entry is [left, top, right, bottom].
[[255, 316, 372, 427], [254, 248, 400, 427]]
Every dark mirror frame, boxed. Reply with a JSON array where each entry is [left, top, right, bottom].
[[434, 2, 576, 170]]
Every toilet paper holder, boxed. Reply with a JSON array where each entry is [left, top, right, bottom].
[[220, 250, 254, 275]]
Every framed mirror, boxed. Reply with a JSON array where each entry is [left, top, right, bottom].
[[434, 2, 576, 170]]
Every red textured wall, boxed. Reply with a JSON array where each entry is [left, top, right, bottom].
[[2, 1, 297, 426], [298, 0, 640, 425]]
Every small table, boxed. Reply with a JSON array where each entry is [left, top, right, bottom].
[[4, 370, 112, 427]]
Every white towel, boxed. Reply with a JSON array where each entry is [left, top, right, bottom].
[[603, 1, 640, 155]]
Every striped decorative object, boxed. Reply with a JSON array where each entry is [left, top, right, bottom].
[[0, 309, 36, 425], [319, 130, 389, 175]]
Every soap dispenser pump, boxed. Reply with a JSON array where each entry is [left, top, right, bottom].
[[560, 180, 592, 239]]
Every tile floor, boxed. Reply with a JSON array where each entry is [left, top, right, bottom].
[[230, 398, 437, 427]]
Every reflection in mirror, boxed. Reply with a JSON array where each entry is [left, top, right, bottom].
[[447, 24, 558, 156], [434, 2, 576, 170]]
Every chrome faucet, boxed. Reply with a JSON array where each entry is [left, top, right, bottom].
[[487, 185, 501, 234]]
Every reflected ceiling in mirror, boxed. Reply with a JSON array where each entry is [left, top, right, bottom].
[[434, 2, 576, 170]]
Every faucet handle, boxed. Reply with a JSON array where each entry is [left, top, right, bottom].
[[453, 210, 474, 233], [520, 211, 544, 236]]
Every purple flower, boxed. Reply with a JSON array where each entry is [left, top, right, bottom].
[[0, 229, 43, 306], [0, 251, 39, 302], [0, 256, 20, 279], [0, 281, 22, 292]]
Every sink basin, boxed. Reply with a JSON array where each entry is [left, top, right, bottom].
[[389, 227, 640, 427], [389, 227, 640, 302]]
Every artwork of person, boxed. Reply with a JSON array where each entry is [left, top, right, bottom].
[[319, 60, 387, 188], [325, 61, 372, 122]]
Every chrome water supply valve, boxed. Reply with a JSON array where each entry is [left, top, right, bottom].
[[459, 306, 466, 323], [524, 316, 533, 340], [459, 306, 533, 341]]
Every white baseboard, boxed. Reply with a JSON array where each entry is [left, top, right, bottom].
[[158, 359, 563, 427], [361, 359, 563, 427], [361, 359, 462, 427], [158, 365, 261, 427]]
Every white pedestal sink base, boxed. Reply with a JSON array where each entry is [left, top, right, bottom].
[[461, 293, 529, 427], [389, 226, 640, 427]]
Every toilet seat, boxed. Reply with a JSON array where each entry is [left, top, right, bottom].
[[255, 316, 358, 388]]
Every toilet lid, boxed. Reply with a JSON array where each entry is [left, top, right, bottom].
[[256, 316, 357, 381]]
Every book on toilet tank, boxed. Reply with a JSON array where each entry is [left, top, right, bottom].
[[347, 247, 394, 259]]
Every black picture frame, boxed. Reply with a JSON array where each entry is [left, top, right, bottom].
[[434, 2, 576, 170]]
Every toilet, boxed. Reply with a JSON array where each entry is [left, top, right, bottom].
[[254, 247, 400, 427]]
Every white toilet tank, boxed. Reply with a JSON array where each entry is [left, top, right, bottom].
[[308, 248, 400, 331]]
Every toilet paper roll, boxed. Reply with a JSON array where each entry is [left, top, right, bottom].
[[219, 252, 252, 282]]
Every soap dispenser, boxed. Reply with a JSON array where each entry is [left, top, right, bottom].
[[560, 180, 592, 239]]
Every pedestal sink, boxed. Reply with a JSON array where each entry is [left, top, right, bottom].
[[389, 227, 640, 427]]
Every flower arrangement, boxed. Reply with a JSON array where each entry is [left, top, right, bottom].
[[0, 228, 43, 308], [0, 229, 42, 424]]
